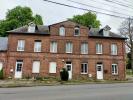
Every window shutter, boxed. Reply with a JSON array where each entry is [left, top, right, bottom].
[[81, 43, 88, 54], [32, 61, 40, 73], [17, 40, 25, 51], [50, 41, 57, 53], [49, 62, 56, 73], [66, 42, 72, 53], [34, 41, 41, 52]]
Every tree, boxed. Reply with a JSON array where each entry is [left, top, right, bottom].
[[0, 19, 19, 36], [126, 52, 131, 69], [119, 18, 133, 74], [69, 12, 101, 28], [0, 6, 43, 36], [34, 15, 43, 25], [60, 68, 69, 81]]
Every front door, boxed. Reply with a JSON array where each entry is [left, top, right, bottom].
[[15, 60, 23, 78], [96, 64, 103, 79], [66, 62, 72, 80], [0, 62, 3, 71]]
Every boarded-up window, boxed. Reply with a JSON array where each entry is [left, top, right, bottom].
[[32, 61, 40, 73], [49, 62, 56, 73]]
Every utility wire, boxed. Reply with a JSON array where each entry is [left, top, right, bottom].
[[109, 0, 133, 7], [102, 0, 133, 9], [67, 0, 131, 17], [87, 0, 133, 13], [43, 0, 132, 19]]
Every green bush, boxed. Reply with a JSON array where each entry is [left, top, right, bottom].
[[60, 68, 69, 81], [0, 68, 4, 79], [36, 76, 43, 81]]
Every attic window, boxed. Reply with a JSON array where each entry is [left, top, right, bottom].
[[103, 25, 111, 37], [28, 22, 35, 32], [59, 26, 65, 36], [103, 30, 109, 36], [74, 26, 80, 36]]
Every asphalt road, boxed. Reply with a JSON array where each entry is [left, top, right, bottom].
[[0, 83, 133, 100]]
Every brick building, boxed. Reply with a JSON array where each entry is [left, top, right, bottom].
[[0, 21, 126, 80]]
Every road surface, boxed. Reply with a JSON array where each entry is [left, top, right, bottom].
[[0, 83, 133, 100]]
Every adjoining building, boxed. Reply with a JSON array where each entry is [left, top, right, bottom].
[[0, 21, 126, 80]]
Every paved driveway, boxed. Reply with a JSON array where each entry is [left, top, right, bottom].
[[0, 83, 133, 100]]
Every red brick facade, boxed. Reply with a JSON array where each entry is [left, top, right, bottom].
[[1, 21, 126, 80]]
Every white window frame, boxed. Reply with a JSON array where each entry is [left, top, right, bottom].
[[81, 42, 88, 54], [96, 43, 102, 54], [74, 27, 80, 36], [34, 40, 41, 52], [0, 62, 3, 71], [103, 30, 109, 36], [49, 62, 56, 73], [112, 64, 118, 75], [28, 23, 35, 32], [81, 63, 88, 74], [111, 44, 117, 55], [32, 61, 40, 73], [59, 26, 65, 36], [17, 40, 25, 51], [50, 41, 57, 53], [66, 42, 73, 53], [16, 60, 23, 72]]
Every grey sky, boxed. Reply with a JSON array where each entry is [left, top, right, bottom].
[[0, 0, 133, 33]]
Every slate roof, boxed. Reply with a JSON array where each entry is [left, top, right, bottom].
[[0, 37, 8, 51], [89, 28, 126, 39], [7, 25, 49, 35]]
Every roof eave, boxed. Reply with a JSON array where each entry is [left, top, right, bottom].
[[89, 36, 127, 40], [7, 32, 50, 35]]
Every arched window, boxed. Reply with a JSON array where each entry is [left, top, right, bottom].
[[74, 26, 80, 36], [59, 26, 65, 36]]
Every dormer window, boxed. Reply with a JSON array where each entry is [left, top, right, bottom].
[[28, 22, 35, 33], [103, 25, 111, 37], [59, 26, 65, 36], [74, 26, 80, 36], [103, 30, 109, 36]]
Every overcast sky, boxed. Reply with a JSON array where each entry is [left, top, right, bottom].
[[0, 0, 133, 33]]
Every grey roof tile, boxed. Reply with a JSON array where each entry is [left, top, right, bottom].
[[7, 25, 49, 35], [89, 28, 126, 39]]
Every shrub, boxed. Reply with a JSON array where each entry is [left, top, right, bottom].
[[60, 68, 69, 81], [36, 76, 43, 81], [0, 68, 4, 79]]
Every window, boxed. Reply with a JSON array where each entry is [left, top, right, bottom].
[[32, 61, 40, 73], [28, 22, 35, 32], [74, 26, 80, 36], [50, 41, 57, 53], [81, 63, 88, 74], [0, 62, 3, 71], [81, 42, 88, 54], [66, 42, 73, 53], [103, 30, 109, 36], [112, 64, 118, 75], [34, 40, 41, 52], [16, 60, 23, 72], [49, 62, 56, 73], [111, 44, 117, 55], [96, 43, 102, 54], [59, 26, 65, 36], [17, 40, 25, 51]]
